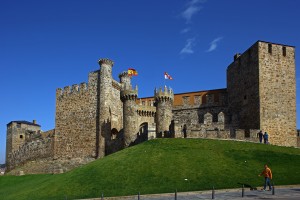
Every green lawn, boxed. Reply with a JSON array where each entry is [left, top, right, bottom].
[[1, 139, 300, 200]]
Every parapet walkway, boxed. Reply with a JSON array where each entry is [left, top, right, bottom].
[[78, 185, 300, 200]]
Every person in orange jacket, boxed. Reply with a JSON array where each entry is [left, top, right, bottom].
[[258, 164, 273, 191]]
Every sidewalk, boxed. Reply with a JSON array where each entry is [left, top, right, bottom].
[[78, 185, 300, 200]]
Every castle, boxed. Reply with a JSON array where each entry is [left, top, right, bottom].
[[5, 41, 298, 175]]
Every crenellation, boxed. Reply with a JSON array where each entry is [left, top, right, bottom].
[[6, 40, 298, 175], [79, 82, 87, 91], [71, 84, 79, 93], [63, 86, 71, 95]]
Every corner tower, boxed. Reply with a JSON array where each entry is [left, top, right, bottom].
[[227, 41, 296, 146], [98, 58, 114, 158], [120, 71, 138, 147], [6, 120, 41, 170], [155, 86, 174, 138]]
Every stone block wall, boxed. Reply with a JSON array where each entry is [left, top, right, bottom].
[[54, 70, 124, 160], [258, 42, 297, 146], [111, 80, 123, 133], [54, 71, 99, 160], [227, 42, 260, 129], [235, 129, 258, 141], [7, 137, 54, 171], [6, 121, 41, 170], [172, 105, 228, 132]]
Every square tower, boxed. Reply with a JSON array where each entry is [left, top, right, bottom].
[[6, 121, 41, 167], [227, 41, 296, 146]]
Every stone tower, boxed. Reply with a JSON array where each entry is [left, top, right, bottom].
[[6, 121, 40, 170], [155, 86, 174, 138], [120, 71, 138, 147], [227, 41, 296, 146], [98, 58, 114, 158]]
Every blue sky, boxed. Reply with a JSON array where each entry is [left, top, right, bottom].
[[1, 0, 300, 164]]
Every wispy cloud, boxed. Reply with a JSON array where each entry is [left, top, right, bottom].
[[181, 0, 206, 23], [206, 37, 223, 52], [180, 38, 196, 54], [180, 27, 191, 34]]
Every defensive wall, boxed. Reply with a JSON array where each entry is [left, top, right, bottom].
[[7, 132, 54, 172], [5, 40, 298, 175]]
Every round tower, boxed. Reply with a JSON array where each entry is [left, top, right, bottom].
[[119, 71, 132, 90], [98, 58, 114, 158], [154, 86, 174, 138], [120, 74, 138, 147]]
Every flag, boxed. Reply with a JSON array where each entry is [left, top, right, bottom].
[[128, 68, 138, 76], [164, 72, 173, 80]]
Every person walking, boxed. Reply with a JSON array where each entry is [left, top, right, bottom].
[[263, 132, 269, 144], [257, 130, 263, 143], [258, 164, 272, 191]]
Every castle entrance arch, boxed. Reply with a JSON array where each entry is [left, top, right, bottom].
[[137, 122, 148, 143], [111, 128, 118, 140]]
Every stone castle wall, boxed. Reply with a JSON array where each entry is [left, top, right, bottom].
[[6, 41, 298, 175], [258, 42, 297, 146], [8, 136, 54, 171], [6, 122, 41, 170], [227, 43, 260, 130], [172, 89, 229, 134], [54, 71, 99, 160]]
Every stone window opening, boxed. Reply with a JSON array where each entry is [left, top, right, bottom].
[[213, 113, 218, 122], [20, 135, 23, 139], [111, 128, 118, 140], [268, 44, 272, 54], [244, 129, 250, 138], [16, 123, 21, 128], [244, 95, 247, 100], [282, 46, 286, 57]]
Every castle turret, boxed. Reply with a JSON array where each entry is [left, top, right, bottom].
[[154, 86, 174, 138], [119, 71, 132, 90], [98, 58, 114, 158], [120, 75, 138, 146]]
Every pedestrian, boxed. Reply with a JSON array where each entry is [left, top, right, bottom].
[[257, 130, 263, 143], [183, 124, 187, 138], [263, 132, 269, 144], [258, 164, 272, 191]]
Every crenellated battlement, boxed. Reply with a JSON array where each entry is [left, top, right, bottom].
[[98, 58, 114, 67], [121, 85, 138, 101], [119, 71, 130, 79], [154, 86, 174, 102], [136, 104, 156, 117], [56, 82, 88, 98]]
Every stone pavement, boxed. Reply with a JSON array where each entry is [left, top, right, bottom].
[[79, 185, 300, 200]]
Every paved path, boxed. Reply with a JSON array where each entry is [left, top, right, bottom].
[[78, 185, 300, 200]]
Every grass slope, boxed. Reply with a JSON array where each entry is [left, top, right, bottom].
[[1, 139, 300, 200]]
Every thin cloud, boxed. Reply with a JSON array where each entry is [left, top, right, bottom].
[[206, 37, 223, 52], [181, 0, 206, 23], [180, 27, 191, 34], [180, 38, 196, 54]]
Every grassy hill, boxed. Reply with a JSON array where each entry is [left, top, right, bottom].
[[1, 138, 300, 200]]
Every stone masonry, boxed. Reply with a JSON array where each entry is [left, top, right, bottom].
[[5, 40, 298, 175]]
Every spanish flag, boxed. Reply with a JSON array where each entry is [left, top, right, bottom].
[[128, 68, 138, 76]]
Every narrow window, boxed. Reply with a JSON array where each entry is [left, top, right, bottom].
[[245, 129, 250, 138], [20, 135, 23, 139], [244, 95, 247, 100], [16, 123, 21, 128], [268, 44, 272, 54], [282, 46, 286, 57]]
